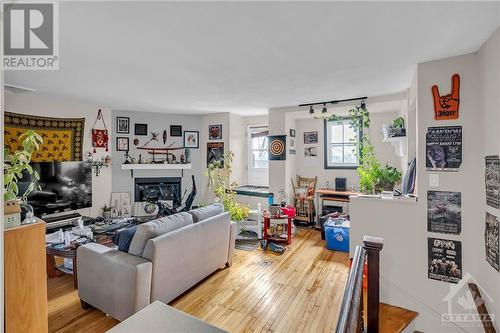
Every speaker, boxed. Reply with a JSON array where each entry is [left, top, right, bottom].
[[335, 177, 347, 191]]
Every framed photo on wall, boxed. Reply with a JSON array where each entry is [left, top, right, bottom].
[[116, 117, 130, 134], [304, 131, 318, 144], [207, 142, 224, 167], [209, 124, 222, 140], [184, 131, 199, 148], [170, 125, 182, 137], [134, 123, 148, 136], [290, 129, 296, 137], [116, 137, 129, 151]]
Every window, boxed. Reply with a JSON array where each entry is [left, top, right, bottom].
[[247, 126, 269, 186], [324, 118, 361, 169]]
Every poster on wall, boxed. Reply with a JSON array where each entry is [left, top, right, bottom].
[[268, 135, 286, 160], [485, 212, 499, 272], [207, 142, 224, 167], [426, 126, 462, 171], [485, 155, 500, 209], [427, 190, 461, 235], [428, 237, 462, 284]]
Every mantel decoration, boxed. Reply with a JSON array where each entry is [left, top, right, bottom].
[[87, 152, 112, 176], [432, 73, 460, 120], [91, 109, 109, 152], [207, 151, 250, 222], [4, 111, 84, 161], [315, 101, 401, 194]]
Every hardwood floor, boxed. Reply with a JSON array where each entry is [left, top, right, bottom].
[[48, 228, 350, 333]]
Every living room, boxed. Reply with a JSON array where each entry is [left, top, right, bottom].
[[2, 2, 500, 333]]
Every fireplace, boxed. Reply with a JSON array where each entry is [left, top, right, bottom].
[[134, 177, 182, 204]]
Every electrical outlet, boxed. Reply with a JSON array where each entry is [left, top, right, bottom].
[[429, 174, 439, 187]]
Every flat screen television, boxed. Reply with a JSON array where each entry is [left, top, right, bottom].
[[19, 161, 92, 217]]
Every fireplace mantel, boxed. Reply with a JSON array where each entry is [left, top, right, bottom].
[[121, 163, 192, 177]]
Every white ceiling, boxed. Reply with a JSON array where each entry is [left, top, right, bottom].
[[5, 1, 500, 116]]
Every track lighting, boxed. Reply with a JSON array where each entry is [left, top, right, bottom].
[[360, 100, 366, 110], [309, 105, 314, 114], [300, 96, 367, 116], [321, 104, 327, 113]]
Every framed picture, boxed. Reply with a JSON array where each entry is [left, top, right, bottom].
[[170, 125, 182, 137], [209, 124, 222, 140], [116, 137, 129, 151], [116, 117, 130, 134], [134, 123, 148, 136], [110, 192, 132, 217], [207, 142, 224, 167], [290, 129, 296, 137], [183, 131, 199, 148], [304, 131, 318, 144]]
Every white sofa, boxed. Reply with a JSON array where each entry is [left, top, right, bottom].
[[77, 204, 236, 321]]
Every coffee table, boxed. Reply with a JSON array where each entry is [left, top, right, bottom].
[[46, 234, 113, 289]]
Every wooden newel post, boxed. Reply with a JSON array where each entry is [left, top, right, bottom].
[[363, 236, 384, 333]]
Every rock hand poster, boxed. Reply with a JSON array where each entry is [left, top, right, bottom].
[[485, 213, 499, 272], [427, 190, 461, 235], [428, 237, 462, 284], [485, 155, 500, 209], [426, 126, 462, 171]]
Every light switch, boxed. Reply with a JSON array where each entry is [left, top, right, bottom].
[[429, 174, 439, 187]]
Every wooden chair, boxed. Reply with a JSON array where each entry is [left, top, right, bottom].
[[291, 175, 317, 225]]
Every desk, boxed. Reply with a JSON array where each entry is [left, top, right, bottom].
[[314, 189, 358, 227]]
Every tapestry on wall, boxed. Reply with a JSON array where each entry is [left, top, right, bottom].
[[4, 112, 85, 162], [485, 155, 500, 209], [427, 190, 461, 235], [428, 237, 462, 284], [485, 212, 499, 272], [268, 135, 286, 161]]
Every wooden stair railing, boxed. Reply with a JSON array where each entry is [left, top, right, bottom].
[[336, 236, 384, 333], [468, 283, 497, 333]]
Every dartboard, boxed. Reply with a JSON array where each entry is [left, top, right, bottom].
[[268, 135, 287, 160]]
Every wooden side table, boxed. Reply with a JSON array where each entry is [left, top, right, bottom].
[[263, 214, 292, 245]]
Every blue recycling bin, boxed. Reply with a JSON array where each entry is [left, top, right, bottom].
[[324, 219, 350, 252]]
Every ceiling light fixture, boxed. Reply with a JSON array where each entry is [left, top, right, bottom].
[[300, 96, 367, 116], [321, 103, 327, 113]]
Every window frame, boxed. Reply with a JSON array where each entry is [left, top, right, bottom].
[[323, 117, 363, 170], [248, 125, 269, 170]]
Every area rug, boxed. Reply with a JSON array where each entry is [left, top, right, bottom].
[[4, 112, 85, 161], [235, 239, 260, 251]]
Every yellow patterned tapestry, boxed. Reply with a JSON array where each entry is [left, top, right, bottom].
[[4, 112, 85, 162]]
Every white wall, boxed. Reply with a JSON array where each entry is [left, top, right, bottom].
[[5, 91, 112, 217], [294, 111, 402, 191], [351, 27, 500, 332], [200, 112, 231, 203], [478, 26, 500, 323]]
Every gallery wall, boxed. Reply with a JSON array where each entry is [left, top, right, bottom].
[[111, 110, 203, 210], [5, 91, 112, 217], [478, 25, 500, 323], [350, 26, 500, 332]]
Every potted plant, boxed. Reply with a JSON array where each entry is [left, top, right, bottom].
[[357, 138, 402, 194], [102, 204, 113, 220], [207, 151, 250, 224], [388, 116, 406, 137], [4, 130, 43, 227]]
